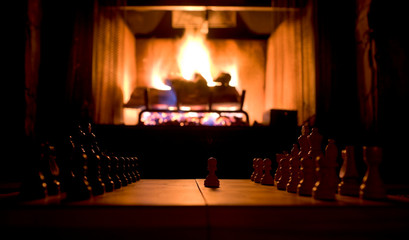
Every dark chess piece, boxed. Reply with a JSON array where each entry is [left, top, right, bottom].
[[251, 158, 257, 181], [64, 136, 92, 201], [40, 142, 61, 196], [287, 144, 300, 193], [86, 148, 105, 196], [100, 153, 115, 192], [204, 157, 220, 188], [110, 156, 122, 189], [261, 158, 274, 185], [360, 146, 387, 200], [131, 157, 141, 181], [312, 139, 339, 201], [19, 170, 48, 201], [125, 157, 136, 183], [276, 153, 290, 190], [274, 153, 286, 185], [118, 157, 130, 186], [338, 146, 360, 196], [254, 158, 263, 183]]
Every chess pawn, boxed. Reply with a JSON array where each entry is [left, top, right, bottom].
[[287, 144, 300, 193], [100, 153, 115, 192], [251, 158, 257, 181], [338, 146, 360, 196], [118, 157, 130, 186], [204, 157, 220, 188], [298, 152, 315, 196], [126, 157, 137, 183], [110, 156, 122, 189], [86, 149, 105, 196], [276, 153, 290, 190], [131, 157, 141, 181], [254, 158, 263, 183], [308, 128, 324, 183], [261, 158, 274, 185], [360, 146, 387, 200], [313, 139, 339, 200], [274, 152, 286, 185], [64, 138, 92, 201], [40, 142, 61, 196]]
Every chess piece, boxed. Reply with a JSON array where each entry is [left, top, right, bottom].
[[131, 157, 141, 181], [110, 156, 122, 189], [251, 158, 257, 181], [118, 157, 130, 186], [86, 149, 105, 196], [40, 142, 61, 196], [261, 158, 274, 185], [298, 128, 321, 196], [204, 157, 220, 188], [338, 146, 360, 196], [274, 152, 286, 185], [126, 157, 137, 183], [276, 153, 290, 190], [254, 158, 263, 183], [64, 136, 92, 201], [313, 139, 339, 200], [100, 153, 115, 192], [287, 144, 300, 193], [360, 146, 387, 200]]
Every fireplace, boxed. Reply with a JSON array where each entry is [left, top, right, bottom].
[[92, 0, 316, 127]]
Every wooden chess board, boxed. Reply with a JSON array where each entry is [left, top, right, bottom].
[[2, 179, 408, 240]]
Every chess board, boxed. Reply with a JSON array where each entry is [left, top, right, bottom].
[[2, 179, 408, 240]]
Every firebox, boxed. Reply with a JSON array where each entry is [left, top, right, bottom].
[[92, 0, 316, 127]]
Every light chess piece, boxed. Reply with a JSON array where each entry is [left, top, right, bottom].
[[360, 146, 387, 200], [205, 157, 220, 188], [338, 146, 360, 196], [313, 139, 339, 200], [261, 158, 274, 185]]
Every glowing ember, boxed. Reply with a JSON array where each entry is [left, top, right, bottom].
[[140, 111, 248, 126]]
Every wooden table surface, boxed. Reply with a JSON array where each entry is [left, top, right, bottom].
[[2, 179, 409, 240]]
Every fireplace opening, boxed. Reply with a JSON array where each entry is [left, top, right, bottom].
[[92, 1, 316, 127]]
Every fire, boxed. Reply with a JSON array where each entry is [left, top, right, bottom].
[[177, 28, 214, 86]]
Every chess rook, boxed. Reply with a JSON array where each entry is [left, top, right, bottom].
[[204, 157, 220, 188], [338, 146, 360, 196], [360, 146, 387, 200]]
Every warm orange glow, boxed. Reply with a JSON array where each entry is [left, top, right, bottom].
[[151, 60, 171, 90], [177, 29, 214, 85]]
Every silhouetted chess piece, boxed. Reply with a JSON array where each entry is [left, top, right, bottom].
[[277, 153, 290, 190], [313, 139, 339, 200], [204, 157, 220, 188], [19, 163, 48, 201], [287, 144, 300, 193], [261, 158, 274, 185], [100, 153, 115, 192], [298, 128, 321, 196], [86, 148, 105, 195], [118, 157, 130, 186], [40, 142, 61, 196], [338, 146, 360, 196], [125, 157, 136, 183], [360, 146, 387, 200], [131, 157, 141, 181], [254, 158, 263, 183], [274, 152, 286, 185], [64, 136, 92, 201], [251, 158, 257, 181], [110, 156, 122, 189]]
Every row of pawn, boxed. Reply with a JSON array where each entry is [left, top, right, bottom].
[[251, 125, 387, 201], [64, 123, 141, 201], [19, 122, 141, 201]]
